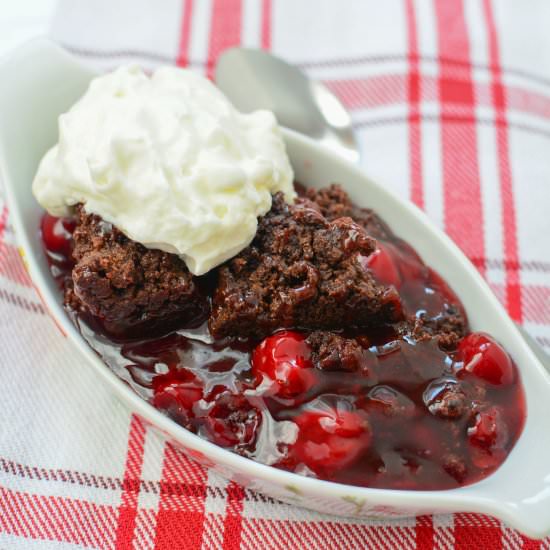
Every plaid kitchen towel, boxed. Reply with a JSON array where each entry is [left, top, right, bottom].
[[1, 0, 550, 548]]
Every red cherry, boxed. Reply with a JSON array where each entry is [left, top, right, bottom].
[[457, 333, 515, 386], [202, 392, 261, 448], [153, 382, 203, 429], [363, 243, 401, 288], [251, 331, 315, 399], [41, 214, 75, 257], [292, 406, 371, 473], [468, 407, 501, 449], [468, 406, 509, 469]]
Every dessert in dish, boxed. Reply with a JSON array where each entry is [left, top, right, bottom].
[[40, 182, 525, 490], [35, 66, 525, 491]]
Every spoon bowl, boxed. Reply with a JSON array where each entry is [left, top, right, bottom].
[[215, 47, 360, 164]]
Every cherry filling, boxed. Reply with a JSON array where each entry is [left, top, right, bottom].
[[41, 212, 526, 491], [364, 242, 402, 289], [290, 400, 372, 475], [456, 333, 515, 386], [251, 331, 316, 399], [41, 213, 76, 257]]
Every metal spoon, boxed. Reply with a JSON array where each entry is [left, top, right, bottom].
[[215, 47, 359, 164], [215, 47, 549, 367]]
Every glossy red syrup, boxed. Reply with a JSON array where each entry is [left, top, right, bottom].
[[41, 211, 526, 490]]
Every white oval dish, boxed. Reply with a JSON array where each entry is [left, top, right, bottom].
[[1, 39, 550, 539]]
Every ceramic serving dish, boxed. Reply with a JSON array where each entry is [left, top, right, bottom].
[[2, 39, 550, 539]]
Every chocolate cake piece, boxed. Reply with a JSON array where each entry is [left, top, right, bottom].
[[306, 331, 371, 373], [402, 310, 467, 351], [67, 205, 207, 333], [307, 184, 468, 347], [209, 193, 403, 339], [306, 183, 394, 240]]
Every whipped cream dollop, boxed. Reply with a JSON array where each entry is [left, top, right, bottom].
[[32, 65, 295, 275]]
